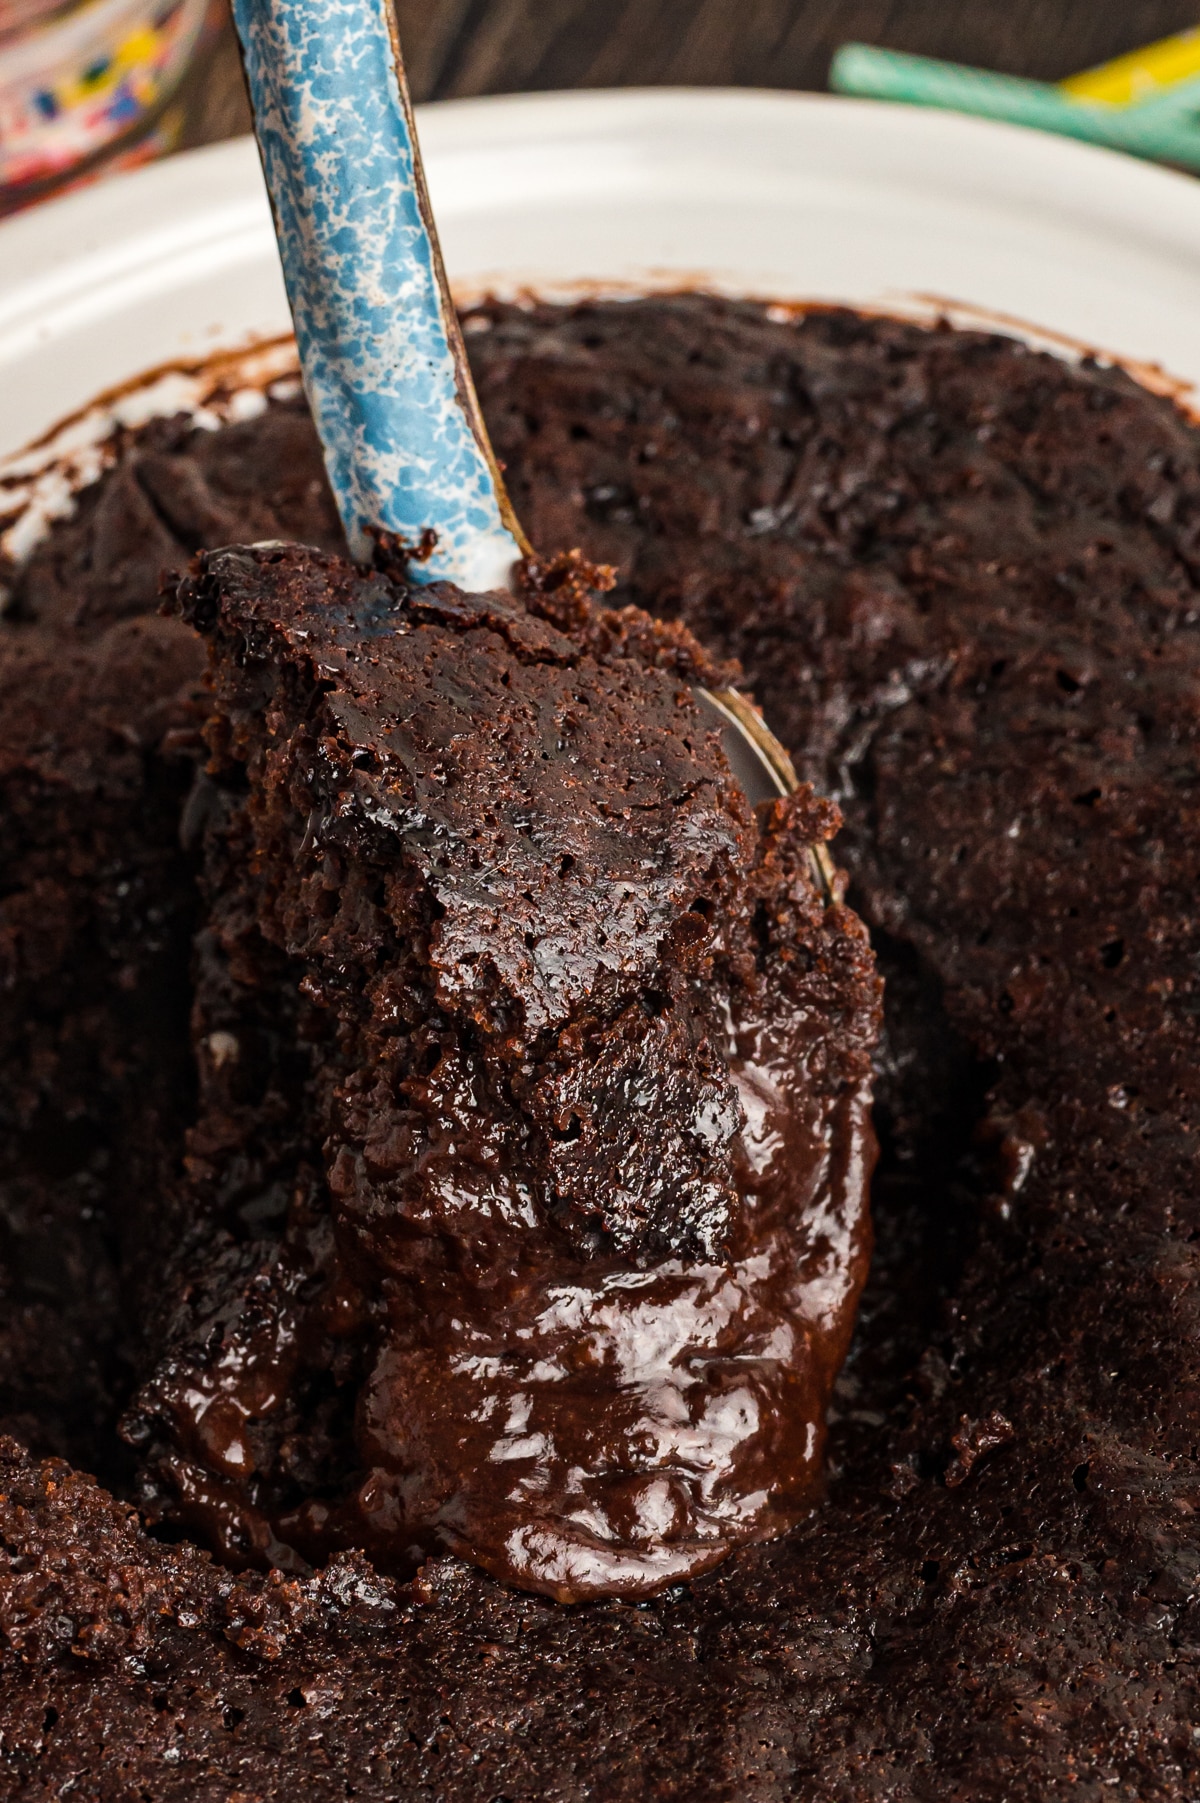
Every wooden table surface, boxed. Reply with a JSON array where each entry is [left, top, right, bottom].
[[181, 0, 1200, 152]]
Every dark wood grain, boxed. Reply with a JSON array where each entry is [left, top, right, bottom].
[[179, 10, 252, 147], [397, 0, 1200, 98], [180, 0, 1200, 151]]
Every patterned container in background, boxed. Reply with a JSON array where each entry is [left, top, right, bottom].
[[0, 0, 221, 214]]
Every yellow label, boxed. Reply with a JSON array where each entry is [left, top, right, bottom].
[[1060, 26, 1200, 106]]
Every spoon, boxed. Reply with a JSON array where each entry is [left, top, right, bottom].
[[229, 0, 833, 886]]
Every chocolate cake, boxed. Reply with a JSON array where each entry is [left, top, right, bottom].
[[2, 298, 1199, 1798], [124, 540, 878, 1602]]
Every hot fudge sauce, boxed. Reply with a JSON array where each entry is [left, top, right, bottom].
[[121, 541, 879, 1601]]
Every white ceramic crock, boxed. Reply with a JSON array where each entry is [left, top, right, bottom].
[[3, 88, 1200, 566]]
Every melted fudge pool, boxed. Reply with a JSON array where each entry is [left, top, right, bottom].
[[3, 298, 1200, 1799]]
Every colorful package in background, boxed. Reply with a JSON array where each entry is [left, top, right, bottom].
[[0, 0, 221, 214]]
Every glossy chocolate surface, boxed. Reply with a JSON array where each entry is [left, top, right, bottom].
[[120, 543, 879, 1600]]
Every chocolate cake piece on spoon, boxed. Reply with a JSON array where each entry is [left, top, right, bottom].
[[123, 0, 882, 1600]]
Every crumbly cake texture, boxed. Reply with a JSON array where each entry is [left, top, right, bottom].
[[0, 407, 345, 1487], [2, 299, 1200, 1798], [0, 615, 202, 1475], [121, 541, 877, 1603]]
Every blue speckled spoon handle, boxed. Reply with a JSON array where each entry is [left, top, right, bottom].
[[230, 0, 528, 588], [230, 0, 820, 854]]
